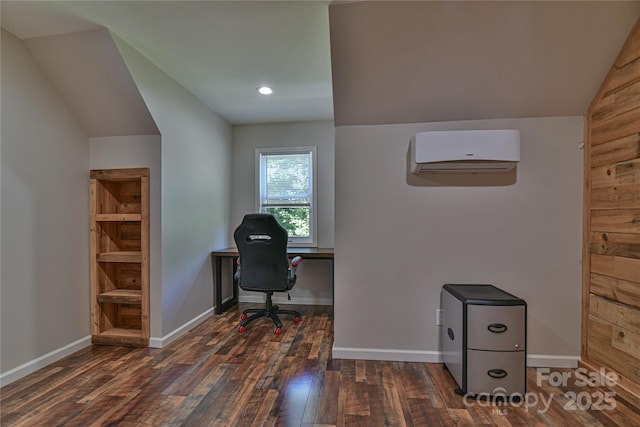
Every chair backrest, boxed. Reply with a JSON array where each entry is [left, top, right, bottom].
[[233, 213, 290, 292]]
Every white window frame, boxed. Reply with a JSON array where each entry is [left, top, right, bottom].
[[255, 146, 318, 247]]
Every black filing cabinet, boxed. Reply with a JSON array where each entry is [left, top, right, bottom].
[[440, 284, 527, 397]]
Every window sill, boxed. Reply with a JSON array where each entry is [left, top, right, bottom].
[[287, 242, 317, 248]]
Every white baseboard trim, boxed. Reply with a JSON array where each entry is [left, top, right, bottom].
[[527, 354, 580, 368], [0, 335, 91, 387], [239, 295, 333, 306], [332, 346, 580, 368], [332, 346, 442, 363], [149, 307, 214, 348]]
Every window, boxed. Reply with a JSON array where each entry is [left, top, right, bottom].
[[256, 147, 317, 246]]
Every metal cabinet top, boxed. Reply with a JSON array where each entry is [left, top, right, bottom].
[[443, 284, 526, 306]]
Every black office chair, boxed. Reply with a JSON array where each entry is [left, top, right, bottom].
[[233, 213, 302, 334]]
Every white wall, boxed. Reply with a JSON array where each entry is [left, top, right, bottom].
[[89, 135, 162, 339], [24, 29, 158, 137], [333, 116, 584, 366], [1, 30, 90, 382], [113, 36, 232, 338], [231, 121, 335, 305]]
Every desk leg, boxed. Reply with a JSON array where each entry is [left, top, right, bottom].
[[332, 258, 335, 316], [232, 257, 239, 305], [214, 255, 223, 315], [213, 255, 240, 315]]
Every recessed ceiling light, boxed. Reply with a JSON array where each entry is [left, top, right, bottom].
[[257, 86, 274, 95]]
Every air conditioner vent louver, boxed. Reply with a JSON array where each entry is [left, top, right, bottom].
[[410, 130, 520, 174]]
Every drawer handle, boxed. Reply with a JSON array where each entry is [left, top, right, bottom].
[[487, 369, 508, 379], [447, 328, 455, 341], [487, 323, 508, 333]]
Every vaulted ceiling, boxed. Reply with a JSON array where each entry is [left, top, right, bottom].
[[329, 1, 640, 126], [2, 1, 639, 127]]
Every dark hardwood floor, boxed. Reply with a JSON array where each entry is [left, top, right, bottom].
[[2, 304, 639, 426]]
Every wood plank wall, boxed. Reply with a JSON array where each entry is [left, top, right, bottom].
[[582, 17, 640, 408]]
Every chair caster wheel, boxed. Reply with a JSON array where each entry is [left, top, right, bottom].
[[274, 327, 283, 335], [294, 316, 301, 324], [240, 313, 248, 320], [238, 325, 246, 333]]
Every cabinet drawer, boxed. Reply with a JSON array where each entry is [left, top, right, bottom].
[[467, 304, 525, 351], [466, 350, 525, 395]]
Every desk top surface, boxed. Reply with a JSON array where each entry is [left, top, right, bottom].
[[212, 247, 334, 258]]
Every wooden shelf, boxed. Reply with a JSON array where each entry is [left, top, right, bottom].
[[91, 168, 149, 181], [97, 289, 142, 304], [92, 328, 147, 347], [97, 251, 142, 263], [98, 327, 144, 338], [95, 213, 142, 222]]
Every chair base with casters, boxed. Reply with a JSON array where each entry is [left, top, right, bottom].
[[238, 292, 301, 334]]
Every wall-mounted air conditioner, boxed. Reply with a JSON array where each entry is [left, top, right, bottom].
[[410, 129, 520, 174]]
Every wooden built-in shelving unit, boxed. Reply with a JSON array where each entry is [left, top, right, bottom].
[[90, 168, 149, 347]]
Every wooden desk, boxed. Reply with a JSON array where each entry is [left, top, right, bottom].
[[211, 247, 334, 314]]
